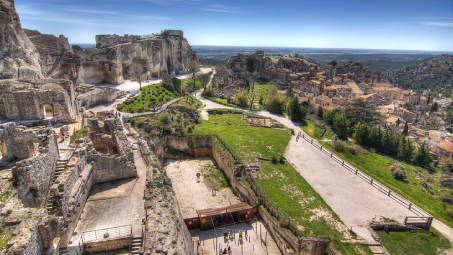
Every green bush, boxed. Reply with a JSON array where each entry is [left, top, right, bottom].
[[346, 146, 357, 155], [390, 163, 407, 181], [279, 157, 285, 164], [333, 140, 345, 152]]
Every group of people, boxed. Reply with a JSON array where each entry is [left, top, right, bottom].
[[220, 246, 231, 254], [223, 230, 233, 239]]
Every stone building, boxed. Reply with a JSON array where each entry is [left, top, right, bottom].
[[0, 79, 78, 122]]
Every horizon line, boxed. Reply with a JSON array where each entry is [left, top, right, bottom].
[[69, 43, 453, 53]]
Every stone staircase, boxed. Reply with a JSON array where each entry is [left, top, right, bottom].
[[130, 236, 143, 255], [45, 159, 67, 214]]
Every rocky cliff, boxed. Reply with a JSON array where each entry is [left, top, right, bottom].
[[75, 30, 195, 84], [0, 0, 44, 82], [24, 29, 80, 83]]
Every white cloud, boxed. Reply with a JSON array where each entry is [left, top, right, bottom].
[[63, 8, 118, 15], [422, 22, 453, 28]]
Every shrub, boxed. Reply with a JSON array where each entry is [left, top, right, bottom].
[[333, 140, 345, 152], [346, 146, 357, 155], [271, 156, 278, 164], [279, 157, 285, 164], [390, 163, 406, 181]]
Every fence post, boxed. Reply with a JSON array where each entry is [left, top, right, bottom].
[[355, 169, 358, 175], [342, 161, 344, 166], [388, 190, 391, 196], [370, 179, 373, 185], [409, 203, 412, 210], [311, 140, 313, 144], [330, 153, 332, 158], [320, 146, 322, 150]]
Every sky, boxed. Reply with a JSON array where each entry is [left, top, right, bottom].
[[14, 0, 453, 51]]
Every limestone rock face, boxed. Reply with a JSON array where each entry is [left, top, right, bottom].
[[75, 30, 195, 85], [0, 0, 44, 81], [227, 51, 273, 81], [24, 29, 79, 82]]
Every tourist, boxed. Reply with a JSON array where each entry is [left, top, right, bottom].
[[245, 229, 248, 239], [228, 230, 232, 239], [228, 246, 231, 254], [239, 230, 242, 240], [223, 248, 227, 254], [224, 230, 227, 239]]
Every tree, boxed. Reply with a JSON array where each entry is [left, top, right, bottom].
[[288, 97, 305, 121], [402, 121, 409, 136], [286, 85, 294, 98], [333, 112, 349, 140], [403, 102, 415, 111], [399, 137, 414, 162], [197, 73, 211, 90], [267, 94, 285, 114], [247, 90, 258, 110], [415, 142, 433, 169], [368, 126, 383, 151], [354, 122, 369, 146], [232, 88, 248, 108], [317, 106, 324, 119], [429, 102, 439, 115], [187, 57, 200, 88], [345, 98, 383, 131], [246, 56, 256, 91], [129, 58, 149, 90]]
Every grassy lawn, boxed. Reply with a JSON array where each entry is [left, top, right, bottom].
[[256, 83, 275, 91], [302, 118, 453, 228], [182, 78, 202, 91], [376, 229, 451, 255], [193, 112, 371, 254], [205, 96, 238, 108], [117, 83, 178, 113], [301, 119, 335, 140]]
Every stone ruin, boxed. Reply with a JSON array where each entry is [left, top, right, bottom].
[[0, 0, 200, 254]]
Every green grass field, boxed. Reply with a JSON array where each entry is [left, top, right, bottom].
[[117, 83, 178, 113], [376, 229, 451, 255], [193, 112, 371, 254], [301, 118, 453, 228]]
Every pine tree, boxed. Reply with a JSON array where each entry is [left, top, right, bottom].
[[288, 97, 305, 121], [317, 106, 324, 119], [415, 142, 433, 169], [354, 122, 369, 146], [402, 121, 409, 136], [333, 112, 349, 140]]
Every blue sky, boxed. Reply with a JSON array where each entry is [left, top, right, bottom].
[[15, 0, 453, 51]]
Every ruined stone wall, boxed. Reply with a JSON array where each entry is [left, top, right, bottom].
[[165, 135, 212, 155], [77, 87, 127, 109], [0, 123, 40, 160], [84, 238, 130, 253], [95, 34, 141, 49], [89, 151, 136, 184], [8, 219, 44, 255], [0, 78, 78, 122], [58, 162, 94, 248], [13, 131, 59, 207]]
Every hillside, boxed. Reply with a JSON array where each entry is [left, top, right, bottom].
[[386, 54, 453, 96]]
